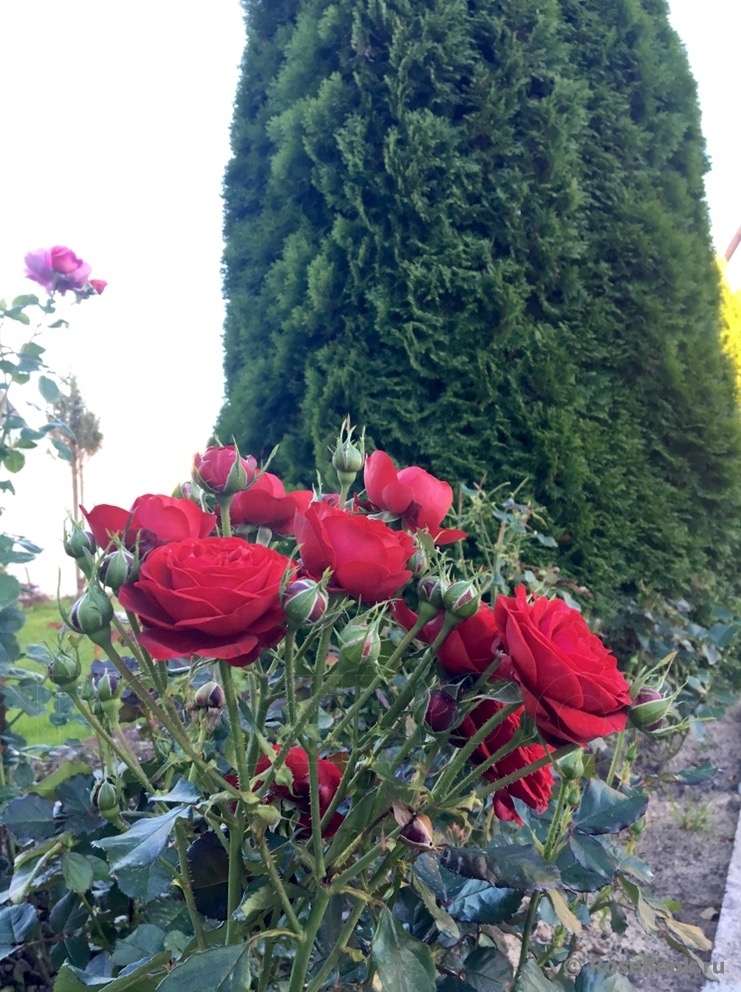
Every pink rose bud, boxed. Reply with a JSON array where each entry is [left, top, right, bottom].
[[424, 689, 458, 732], [283, 578, 329, 627], [407, 549, 428, 578], [193, 445, 258, 496], [443, 579, 480, 619], [629, 686, 671, 733], [418, 575, 446, 610], [89, 279, 107, 294], [95, 671, 120, 703]]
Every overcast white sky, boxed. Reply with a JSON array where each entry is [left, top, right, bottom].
[[0, 1, 739, 595]]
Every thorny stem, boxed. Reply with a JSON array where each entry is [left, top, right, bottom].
[[174, 819, 207, 951]]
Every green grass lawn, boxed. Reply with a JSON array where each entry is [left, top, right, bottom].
[[8, 598, 98, 750]]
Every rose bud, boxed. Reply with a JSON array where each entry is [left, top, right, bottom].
[[193, 444, 258, 496], [407, 548, 428, 579], [63, 524, 97, 560], [193, 680, 226, 710], [69, 584, 114, 642], [443, 579, 481, 620], [556, 749, 585, 781], [48, 652, 81, 687], [424, 689, 458, 732], [399, 812, 436, 851], [95, 671, 120, 704], [99, 548, 137, 592], [418, 575, 447, 611], [283, 578, 329, 627], [337, 621, 381, 666], [629, 686, 671, 733], [331, 420, 365, 487], [91, 778, 119, 819]]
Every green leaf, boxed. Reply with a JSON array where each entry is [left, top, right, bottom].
[[62, 852, 94, 894], [112, 924, 167, 967], [151, 779, 201, 804], [512, 959, 563, 990], [33, 761, 92, 799], [188, 833, 230, 920], [6, 308, 30, 325], [0, 904, 39, 961], [0, 573, 21, 610], [55, 952, 171, 992], [116, 855, 175, 903], [52, 437, 74, 462], [11, 294, 40, 308], [671, 761, 716, 785], [568, 834, 619, 880], [0, 792, 56, 842], [156, 943, 251, 992], [56, 775, 106, 835], [371, 907, 436, 992], [94, 805, 190, 871], [575, 966, 633, 991], [447, 880, 523, 925], [39, 375, 60, 402], [574, 780, 648, 835], [443, 845, 561, 891], [464, 947, 512, 991], [3, 449, 25, 473], [437, 980, 480, 992]]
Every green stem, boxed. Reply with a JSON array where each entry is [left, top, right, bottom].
[[606, 731, 626, 789], [516, 892, 542, 980], [283, 628, 298, 726], [304, 894, 366, 992], [287, 887, 331, 992], [432, 702, 521, 799], [218, 661, 250, 791], [68, 691, 154, 793], [225, 812, 244, 943], [440, 744, 578, 809], [257, 836, 302, 935], [174, 819, 207, 950]]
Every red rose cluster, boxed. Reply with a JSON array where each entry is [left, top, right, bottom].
[[397, 585, 631, 821]]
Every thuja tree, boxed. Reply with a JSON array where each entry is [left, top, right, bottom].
[[219, 0, 741, 597]]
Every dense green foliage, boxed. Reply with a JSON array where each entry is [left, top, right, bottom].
[[218, 0, 741, 597]]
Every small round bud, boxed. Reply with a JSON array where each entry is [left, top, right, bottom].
[[64, 526, 97, 560], [95, 671, 120, 703], [424, 690, 458, 733], [399, 813, 435, 851], [283, 578, 329, 627], [407, 549, 428, 578], [99, 548, 137, 592], [557, 749, 585, 781], [48, 652, 82, 687], [193, 681, 226, 710], [91, 778, 119, 819], [69, 584, 114, 640], [443, 580, 480, 619], [332, 441, 364, 476], [629, 687, 671, 733], [337, 622, 381, 666], [418, 576, 446, 611]]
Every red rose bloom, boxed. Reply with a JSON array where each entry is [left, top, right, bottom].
[[392, 601, 503, 679], [117, 537, 294, 666], [82, 494, 216, 555], [295, 501, 415, 603], [364, 451, 466, 545], [494, 586, 631, 746], [228, 472, 312, 535], [255, 746, 344, 837], [193, 445, 257, 495], [452, 699, 554, 824]]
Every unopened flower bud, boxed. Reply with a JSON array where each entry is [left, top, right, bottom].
[[424, 690, 458, 732], [629, 687, 671, 733], [99, 548, 137, 592], [69, 584, 114, 642], [332, 421, 365, 487], [337, 621, 381, 666], [283, 578, 329, 627], [399, 813, 435, 850], [557, 749, 585, 781], [48, 652, 81, 687], [95, 671, 120, 703], [193, 445, 257, 495], [418, 576, 446, 611], [407, 549, 428, 578], [193, 681, 226, 710], [443, 580, 480, 619], [91, 778, 119, 819], [63, 525, 96, 560]]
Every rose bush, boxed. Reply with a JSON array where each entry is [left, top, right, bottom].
[[117, 536, 294, 666], [364, 450, 467, 544], [495, 586, 632, 746], [82, 493, 216, 555], [229, 471, 312, 534], [295, 500, 416, 602]]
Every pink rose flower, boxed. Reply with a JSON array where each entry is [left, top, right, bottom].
[[24, 246, 92, 295]]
